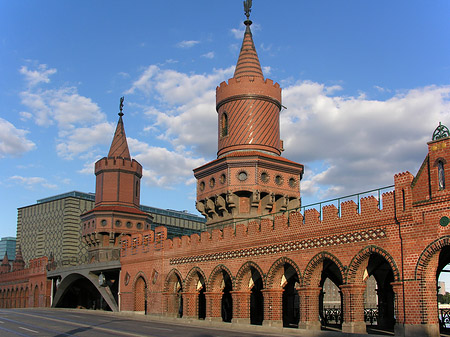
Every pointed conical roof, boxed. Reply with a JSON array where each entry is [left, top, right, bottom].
[[1, 252, 9, 266], [233, 21, 264, 79], [14, 246, 23, 262], [108, 115, 131, 159]]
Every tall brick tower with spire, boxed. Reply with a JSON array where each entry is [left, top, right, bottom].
[[81, 98, 152, 262], [194, 3, 304, 228]]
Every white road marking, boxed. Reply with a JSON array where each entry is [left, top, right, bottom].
[[19, 326, 39, 333]]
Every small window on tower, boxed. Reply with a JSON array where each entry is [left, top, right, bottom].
[[221, 112, 228, 137], [438, 160, 446, 190]]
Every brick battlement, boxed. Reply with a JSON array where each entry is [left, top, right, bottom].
[[216, 77, 281, 106], [95, 157, 142, 176], [121, 190, 396, 259]]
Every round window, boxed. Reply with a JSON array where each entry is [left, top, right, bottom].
[[199, 181, 205, 191], [126, 221, 132, 229], [261, 172, 269, 183], [289, 178, 296, 188], [115, 220, 121, 227], [220, 174, 226, 184], [136, 222, 143, 229], [210, 178, 215, 188], [238, 171, 248, 181], [275, 175, 283, 185], [101, 219, 107, 227]]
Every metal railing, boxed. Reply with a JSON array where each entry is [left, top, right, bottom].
[[212, 185, 395, 233], [322, 308, 379, 326]]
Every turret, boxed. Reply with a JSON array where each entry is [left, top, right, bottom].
[[81, 98, 152, 263], [194, 3, 304, 228]]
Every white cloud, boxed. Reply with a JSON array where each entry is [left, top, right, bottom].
[[18, 63, 110, 160], [0, 118, 36, 158], [281, 82, 450, 199], [126, 65, 450, 203], [176, 40, 200, 48], [10, 175, 57, 189], [128, 138, 205, 188], [127, 65, 234, 157], [202, 51, 215, 59], [56, 122, 115, 159], [19, 64, 56, 87]]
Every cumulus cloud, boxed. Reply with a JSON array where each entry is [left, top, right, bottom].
[[127, 65, 234, 157], [126, 65, 450, 202], [176, 40, 200, 48], [0, 118, 36, 157], [19, 63, 110, 160], [281, 82, 450, 199], [128, 138, 206, 188], [10, 175, 57, 189], [19, 64, 56, 87], [56, 122, 115, 159]]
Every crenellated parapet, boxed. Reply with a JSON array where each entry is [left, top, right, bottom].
[[121, 190, 397, 261], [216, 77, 281, 109], [95, 157, 142, 176]]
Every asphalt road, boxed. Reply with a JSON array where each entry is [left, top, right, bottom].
[[0, 309, 287, 337]]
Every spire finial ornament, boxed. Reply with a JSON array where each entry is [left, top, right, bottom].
[[243, 0, 252, 25], [119, 96, 124, 117], [432, 122, 450, 141]]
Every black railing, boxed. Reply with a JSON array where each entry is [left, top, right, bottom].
[[440, 308, 450, 328], [322, 308, 378, 326], [212, 185, 395, 233]]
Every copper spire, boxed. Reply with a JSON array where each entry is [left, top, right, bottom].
[[233, 1, 264, 79], [108, 97, 131, 159]]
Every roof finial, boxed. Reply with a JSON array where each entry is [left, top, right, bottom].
[[119, 96, 124, 117], [243, 0, 252, 25]]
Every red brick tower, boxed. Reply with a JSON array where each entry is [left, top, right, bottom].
[[194, 9, 304, 228], [81, 98, 152, 262]]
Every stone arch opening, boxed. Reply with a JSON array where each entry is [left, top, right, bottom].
[[347, 247, 398, 333], [209, 265, 234, 322], [416, 237, 450, 334], [302, 253, 344, 330], [164, 269, 183, 318], [184, 267, 207, 320], [267, 258, 301, 328], [33, 285, 39, 307], [235, 262, 265, 325], [134, 275, 147, 313], [319, 258, 344, 329], [54, 274, 111, 311], [24, 287, 29, 308]]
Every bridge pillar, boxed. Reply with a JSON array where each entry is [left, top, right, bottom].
[[181, 291, 198, 319], [262, 289, 284, 327], [340, 284, 367, 334], [298, 286, 321, 330], [163, 292, 180, 317], [205, 291, 223, 321], [231, 291, 251, 324]]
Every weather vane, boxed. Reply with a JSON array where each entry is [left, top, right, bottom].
[[244, 0, 252, 20], [119, 96, 124, 117]]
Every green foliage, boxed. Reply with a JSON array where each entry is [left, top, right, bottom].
[[438, 292, 450, 304]]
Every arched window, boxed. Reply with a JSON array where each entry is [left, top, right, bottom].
[[221, 112, 228, 137], [438, 160, 445, 190]]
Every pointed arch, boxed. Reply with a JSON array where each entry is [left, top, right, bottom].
[[303, 252, 345, 287], [266, 257, 302, 289], [208, 264, 235, 291], [164, 268, 183, 292], [184, 267, 207, 292], [235, 261, 265, 290], [415, 236, 450, 280], [347, 245, 400, 284]]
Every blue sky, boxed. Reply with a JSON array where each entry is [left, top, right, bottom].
[[1, 0, 450, 252]]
